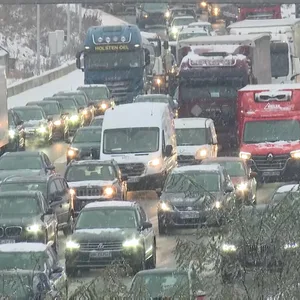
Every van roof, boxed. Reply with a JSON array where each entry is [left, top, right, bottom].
[[240, 84, 300, 92], [103, 103, 170, 129], [228, 19, 300, 29], [174, 118, 213, 129]]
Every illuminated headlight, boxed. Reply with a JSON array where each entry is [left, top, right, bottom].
[[70, 115, 79, 122], [236, 182, 248, 192], [69, 188, 76, 196], [82, 109, 89, 116], [213, 201, 222, 209], [67, 148, 78, 157], [37, 126, 47, 134], [165, 11, 170, 18], [26, 224, 42, 233], [195, 148, 207, 160], [291, 150, 300, 159], [142, 12, 148, 18], [221, 243, 237, 252], [123, 238, 140, 248], [103, 186, 115, 197], [159, 201, 173, 212], [213, 7, 220, 15], [148, 158, 161, 167], [239, 151, 251, 160], [155, 78, 162, 85], [201, 1, 207, 7], [8, 129, 16, 139], [284, 242, 299, 250], [66, 240, 80, 249], [100, 103, 108, 110], [171, 27, 178, 34], [54, 120, 61, 126]]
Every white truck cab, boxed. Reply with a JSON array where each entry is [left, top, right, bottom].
[[174, 118, 218, 165], [100, 103, 177, 191]]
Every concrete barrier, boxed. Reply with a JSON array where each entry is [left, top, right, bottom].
[[7, 60, 76, 97]]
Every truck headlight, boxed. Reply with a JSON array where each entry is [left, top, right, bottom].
[[284, 242, 298, 250], [37, 126, 47, 134], [70, 115, 79, 122], [142, 12, 148, 18], [8, 129, 16, 139], [66, 240, 80, 249], [159, 201, 173, 212], [213, 201, 222, 209], [54, 120, 61, 126], [239, 151, 251, 160], [26, 224, 42, 233], [67, 148, 78, 157], [291, 150, 300, 159], [123, 238, 140, 248], [195, 148, 207, 160], [221, 243, 237, 252], [236, 182, 248, 192], [148, 158, 161, 167], [171, 27, 178, 34], [103, 186, 115, 197], [155, 78, 162, 85], [213, 7, 220, 16]]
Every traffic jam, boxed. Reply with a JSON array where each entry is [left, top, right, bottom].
[[1, 1, 300, 299]]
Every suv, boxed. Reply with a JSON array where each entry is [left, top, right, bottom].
[[157, 164, 235, 234], [7, 108, 26, 151], [64, 160, 128, 216], [0, 174, 73, 236]]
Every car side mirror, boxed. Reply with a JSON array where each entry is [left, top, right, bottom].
[[155, 188, 162, 197], [121, 174, 128, 181], [163, 40, 169, 49], [52, 266, 63, 273], [225, 185, 234, 193], [47, 116, 53, 121], [165, 145, 173, 157], [142, 221, 152, 230], [250, 171, 257, 178]]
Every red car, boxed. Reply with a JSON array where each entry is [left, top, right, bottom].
[[201, 157, 257, 204]]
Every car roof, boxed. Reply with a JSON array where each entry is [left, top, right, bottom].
[[136, 94, 171, 99], [2, 151, 42, 157], [0, 243, 47, 252], [173, 16, 195, 20], [1, 174, 57, 183], [202, 157, 244, 163], [275, 184, 299, 194], [68, 159, 115, 166], [84, 201, 135, 209], [93, 116, 104, 120], [13, 106, 43, 111], [172, 164, 222, 174], [27, 101, 59, 105], [0, 191, 41, 197]]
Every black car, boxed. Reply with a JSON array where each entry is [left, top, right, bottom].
[[0, 174, 73, 236], [77, 84, 113, 116], [66, 126, 102, 164], [7, 108, 26, 151], [0, 191, 58, 249], [157, 164, 235, 234], [64, 160, 128, 215], [44, 96, 83, 134], [11, 106, 53, 145], [65, 201, 156, 275], [26, 100, 69, 141], [89, 115, 104, 127], [0, 151, 55, 180], [54, 91, 94, 125], [0, 242, 68, 297]]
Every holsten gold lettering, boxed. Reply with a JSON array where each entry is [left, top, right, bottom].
[[95, 45, 129, 51]]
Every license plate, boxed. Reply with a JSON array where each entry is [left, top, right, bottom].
[[128, 177, 139, 183], [89, 251, 112, 258], [0, 240, 15, 244], [262, 171, 280, 177], [179, 211, 199, 219]]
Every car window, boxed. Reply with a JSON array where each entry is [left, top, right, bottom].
[[54, 179, 64, 195], [62, 179, 69, 191], [49, 181, 57, 195], [138, 206, 147, 222], [43, 154, 52, 166]]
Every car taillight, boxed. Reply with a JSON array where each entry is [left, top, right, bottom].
[[196, 296, 205, 300], [195, 291, 206, 300]]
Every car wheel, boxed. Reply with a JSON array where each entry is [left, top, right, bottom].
[[63, 215, 74, 237], [147, 240, 156, 269], [158, 218, 167, 235]]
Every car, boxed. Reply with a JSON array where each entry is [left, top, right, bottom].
[[168, 16, 196, 41], [26, 100, 69, 141], [201, 157, 257, 205], [187, 21, 215, 34], [11, 106, 53, 145], [66, 126, 102, 164], [7, 108, 26, 151], [169, 7, 197, 23], [0, 191, 58, 250], [271, 183, 299, 203], [129, 268, 206, 299], [54, 90, 95, 125], [65, 201, 156, 275], [89, 115, 104, 127], [77, 84, 113, 116], [157, 164, 235, 234], [0, 242, 68, 296], [0, 151, 55, 180], [176, 27, 210, 43], [0, 174, 73, 236], [64, 160, 128, 215]]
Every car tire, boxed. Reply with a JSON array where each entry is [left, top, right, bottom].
[[147, 240, 156, 269], [63, 215, 74, 237], [158, 218, 167, 235]]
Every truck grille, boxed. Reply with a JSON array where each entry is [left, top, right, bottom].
[[177, 155, 195, 164], [5, 226, 22, 237], [251, 154, 289, 170], [118, 163, 145, 177], [80, 241, 123, 251], [76, 187, 102, 197], [245, 244, 273, 256]]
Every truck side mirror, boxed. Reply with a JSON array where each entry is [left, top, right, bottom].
[[145, 49, 150, 66]]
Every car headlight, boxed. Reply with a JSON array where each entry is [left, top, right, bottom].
[[171, 27, 178, 34], [66, 240, 80, 249], [159, 201, 173, 212], [100, 103, 108, 110], [213, 200, 222, 209], [165, 11, 170, 18], [37, 126, 47, 134], [201, 1, 207, 7], [239, 151, 251, 160], [148, 158, 161, 167], [67, 148, 78, 157], [155, 78, 162, 85], [82, 109, 89, 116], [26, 224, 42, 233], [291, 150, 300, 159], [195, 148, 207, 160], [142, 12, 148, 18], [213, 7, 220, 15], [103, 186, 115, 197], [69, 188, 76, 196], [221, 243, 237, 252], [70, 115, 79, 122], [284, 242, 299, 250], [54, 120, 61, 126], [123, 238, 140, 248], [8, 129, 16, 139], [236, 182, 248, 192]]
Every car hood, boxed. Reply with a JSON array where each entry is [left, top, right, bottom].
[[71, 228, 138, 242], [241, 141, 300, 155], [68, 180, 115, 188], [0, 170, 43, 182], [23, 120, 46, 128], [230, 176, 248, 186], [0, 215, 42, 226]]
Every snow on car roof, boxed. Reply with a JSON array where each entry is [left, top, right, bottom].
[[240, 84, 300, 91], [0, 243, 47, 252], [173, 16, 195, 20], [84, 201, 135, 209], [179, 27, 208, 34], [173, 164, 221, 173], [77, 84, 108, 88], [175, 117, 213, 129], [275, 184, 299, 194], [188, 21, 212, 27]]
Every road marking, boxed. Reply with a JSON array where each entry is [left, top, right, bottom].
[[55, 155, 66, 165]]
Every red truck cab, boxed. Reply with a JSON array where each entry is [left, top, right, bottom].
[[238, 84, 300, 182], [238, 5, 281, 21]]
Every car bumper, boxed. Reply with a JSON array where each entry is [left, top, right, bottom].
[[127, 172, 166, 191], [25, 131, 48, 142], [0, 233, 47, 244]]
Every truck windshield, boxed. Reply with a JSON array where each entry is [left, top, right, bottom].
[[243, 120, 300, 144], [103, 127, 159, 154], [85, 52, 142, 69], [271, 43, 289, 78], [176, 128, 207, 146]]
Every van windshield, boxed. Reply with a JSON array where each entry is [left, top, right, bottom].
[[103, 127, 159, 154], [176, 128, 207, 146]]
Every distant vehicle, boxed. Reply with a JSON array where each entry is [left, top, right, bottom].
[[7, 108, 25, 151], [64, 160, 128, 215], [168, 16, 196, 41], [12, 106, 53, 145], [26, 100, 69, 141], [177, 27, 210, 44], [66, 126, 102, 164], [201, 157, 257, 204], [237, 4, 281, 20], [271, 183, 299, 203], [169, 7, 197, 23], [188, 21, 214, 33], [157, 164, 235, 234], [89, 115, 104, 127], [65, 201, 156, 275]]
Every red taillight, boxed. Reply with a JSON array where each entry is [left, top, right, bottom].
[[195, 291, 206, 300], [196, 296, 205, 300]]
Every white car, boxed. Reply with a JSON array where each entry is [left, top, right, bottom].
[[168, 16, 196, 40], [188, 21, 216, 35], [177, 27, 211, 43]]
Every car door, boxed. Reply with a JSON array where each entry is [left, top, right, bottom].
[[60, 178, 71, 223], [41, 195, 56, 241], [52, 178, 68, 225], [43, 153, 55, 174]]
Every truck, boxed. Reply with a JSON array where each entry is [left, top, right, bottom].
[[0, 67, 8, 156], [237, 4, 281, 21], [228, 19, 300, 84], [237, 84, 300, 182], [76, 24, 150, 104], [177, 34, 271, 152]]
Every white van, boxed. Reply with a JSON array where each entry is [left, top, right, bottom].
[[100, 103, 177, 191], [174, 118, 218, 165]]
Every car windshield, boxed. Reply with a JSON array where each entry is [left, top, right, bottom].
[[164, 171, 220, 193], [78, 87, 109, 100], [0, 197, 40, 216], [204, 161, 246, 177], [172, 18, 194, 26], [0, 252, 46, 271], [176, 128, 207, 146], [76, 208, 137, 229], [178, 31, 208, 41], [14, 108, 44, 121], [0, 156, 42, 170], [103, 127, 159, 154], [65, 165, 116, 181], [130, 273, 190, 298], [243, 120, 300, 143], [73, 129, 102, 143], [57, 98, 77, 110], [143, 3, 168, 10], [61, 94, 86, 107], [134, 97, 169, 104], [30, 103, 60, 116], [0, 182, 46, 195], [90, 118, 103, 127]]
